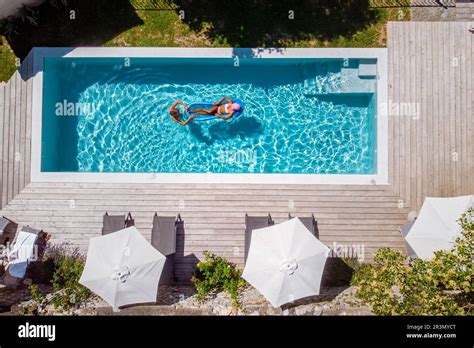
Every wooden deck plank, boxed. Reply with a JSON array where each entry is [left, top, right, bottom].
[[425, 22, 433, 197], [13, 69, 21, 198], [440, 23, 447, 197], [390, 22, 400, 195], [19, 57, 28, 195], [387, 22, 394, 189], [459, 25, 471, 193], [432, 22, 440, 197], [421, 23, 429, 199], [7, 74, 16, 205], [455, 23, 462, 196], [2, 80, 11, 208], [454, 21, 466, 195], [447, 21, 455, 197], [448, 22, 455, 198], [467, 22, 474, 194], [0, 84, 4, 208], [399, 22, 408, 205], [442, 22, 450, 198], [408, 22, 415, 206], [415, 21, 423, 209], [25, 52, 33, 186]]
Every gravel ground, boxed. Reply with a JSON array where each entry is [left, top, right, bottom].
[[7, 284, 373, 316]]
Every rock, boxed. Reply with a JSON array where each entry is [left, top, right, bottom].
[[294, 304, 313, 316], [391, 285, 401, 297], [313, 306, 323, 316], [266, 307, 280, 315], [219, 307, 233, 316], [44, 304, 57, 314], [4, 283, 374, 316], [78, 307, 98, 315]]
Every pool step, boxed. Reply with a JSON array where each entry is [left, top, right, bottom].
[[302, 64, 317, 95], [303, 60, 376, 97], [358, 59, 377, 78]]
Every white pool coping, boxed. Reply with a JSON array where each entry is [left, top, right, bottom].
[[31, 47, 388, 185]]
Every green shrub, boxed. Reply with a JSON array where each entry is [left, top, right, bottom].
[[347, 259, 376, 286], [29, 284, 45, 303], [192, 251, 246, 307], [25, 243, 91, 314], [50, 253, 90, 311], [356, 209, 473, 315]]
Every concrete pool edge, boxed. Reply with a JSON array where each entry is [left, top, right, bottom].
[[31, 47, 388, 185]]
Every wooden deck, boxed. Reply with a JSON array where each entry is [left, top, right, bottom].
[[388, 21, 474, 208], [0, 53, 33, 209], [0, 22, 472, 281]]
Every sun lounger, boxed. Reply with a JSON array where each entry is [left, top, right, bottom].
[[102, 212, 134, 235], [151, 214, 180, 284], [244, 213, 274, 263], [0, 216, 17, 245], [288, 213, 319, 238], [7, 226, 43, 279], [399, 222, 417, 259]]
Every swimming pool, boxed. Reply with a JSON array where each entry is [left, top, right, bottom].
[[31, 48, 388, 184]]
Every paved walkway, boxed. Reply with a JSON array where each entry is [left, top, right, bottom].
[[411, 0, 474, 21]]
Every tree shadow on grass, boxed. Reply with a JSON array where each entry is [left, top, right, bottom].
[[171, 0, 379, 47], [6, 0, 144, 60]]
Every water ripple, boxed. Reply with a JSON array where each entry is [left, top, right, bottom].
[[76, 80, 375, 174]]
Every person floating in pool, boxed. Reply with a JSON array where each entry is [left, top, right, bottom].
[[169, 100, 195, 126], [189, 97, 241, 120]]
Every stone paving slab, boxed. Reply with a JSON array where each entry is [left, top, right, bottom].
[[410, 0, 474, 21]]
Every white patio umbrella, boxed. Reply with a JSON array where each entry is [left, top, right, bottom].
[[242, 217, 330, 308], [79, 226, 166, 310], [405, 195, 473, 259]]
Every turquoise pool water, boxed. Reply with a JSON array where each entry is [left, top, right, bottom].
[[42, 57, 377, 174]]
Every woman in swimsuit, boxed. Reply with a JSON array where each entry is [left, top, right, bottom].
[[189, 97, 241, 120], [169, 100, 195, 126]]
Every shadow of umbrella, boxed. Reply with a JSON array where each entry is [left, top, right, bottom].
[[173, 218, 200, 285]]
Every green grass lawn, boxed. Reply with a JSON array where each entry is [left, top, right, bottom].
[[105, 7, 409, 48], [0, 1, 409, 82]]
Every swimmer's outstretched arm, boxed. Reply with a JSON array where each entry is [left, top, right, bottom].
[[171, 115, 195, 126], [170, 100, 189, 111], [213, 97, 232, 106]]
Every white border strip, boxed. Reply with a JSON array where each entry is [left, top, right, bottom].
[[31, 47, 388, 185]]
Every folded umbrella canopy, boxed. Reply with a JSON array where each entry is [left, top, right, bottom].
[[242, 217, 330, 308], [405, 195, 473, 259], [79, 226, 166, 310]]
